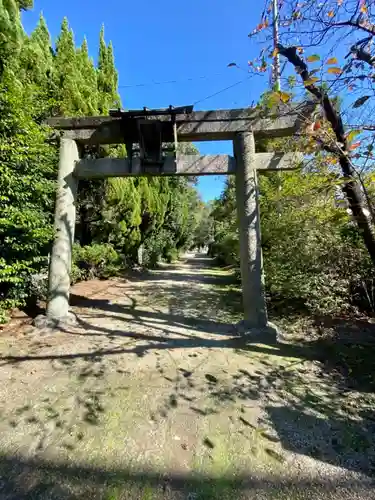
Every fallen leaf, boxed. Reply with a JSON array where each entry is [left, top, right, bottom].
[[328, 10, 335, 17], [227, 62, 237, 67], [327, 57, 338, 65], [349, 142, 361, 150]]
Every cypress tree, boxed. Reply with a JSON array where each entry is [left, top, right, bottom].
[[0, 0, 25, 76], [20, 14, 53, 87], [76, 37, 99, 115], [54, 17, 84, 115], [97, 26, 120, 113]]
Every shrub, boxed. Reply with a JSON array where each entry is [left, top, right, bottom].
[[209, 172, 375, 317], [72, 243, 122, 281]]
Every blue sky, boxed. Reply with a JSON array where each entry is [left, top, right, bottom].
[[22, 0, 268, 202]]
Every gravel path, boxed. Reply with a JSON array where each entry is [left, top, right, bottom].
[[0, 253, 374, 499]]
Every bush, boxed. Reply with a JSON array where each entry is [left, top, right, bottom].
[[72, 243, 122, 282], [208, 233, 239, 267], [209, 172, 375, 317], [164, 247, 179, 263]]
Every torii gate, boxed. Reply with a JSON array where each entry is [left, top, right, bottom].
[[44, 103, 312, 332]]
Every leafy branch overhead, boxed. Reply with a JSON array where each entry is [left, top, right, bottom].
[[241, 0, 375, 265], [276, 42, 375, 263]]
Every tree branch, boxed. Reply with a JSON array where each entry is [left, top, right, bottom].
[[349, 36, 375, 68], [330, 16, 375, 37], [277, 43, 375, 265]]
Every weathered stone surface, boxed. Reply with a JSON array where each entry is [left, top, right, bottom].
[[33, 312, 77, 330], [74, 154, 236, 178], [46, 138, 79, 321], [234, 132, 268, 328], [74, 152, 303, 179], [234, 320, 280, 343], [46, 102, 315, 145]]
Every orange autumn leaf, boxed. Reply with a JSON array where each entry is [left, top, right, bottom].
[[306, 54, 320, 62], [304, 77, 319, 85], [326, 57, 338, 65], [327, 67, 342, 74], [360, 0, 367, 13], [327, 157, 338, 164], [349, 142, 361, 150], [313, 121, 321, 130], [328, 10, 335, 17]]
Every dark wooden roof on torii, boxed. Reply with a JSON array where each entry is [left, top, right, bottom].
[[46, 102, 316, 145]]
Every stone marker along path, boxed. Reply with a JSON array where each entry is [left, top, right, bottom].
[[0, 254, 374, 499]]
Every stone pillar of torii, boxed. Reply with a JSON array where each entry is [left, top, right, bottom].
[[42, 103, 313, 334]]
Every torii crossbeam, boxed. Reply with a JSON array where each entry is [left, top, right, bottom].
[[44, 102, 314, 333]]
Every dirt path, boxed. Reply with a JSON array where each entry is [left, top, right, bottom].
[[0, 254, 374, 499]]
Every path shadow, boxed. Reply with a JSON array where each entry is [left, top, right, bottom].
[[267, 405, 375, 477], [0, 452, 372, 499], [70, 292, 239, 336]]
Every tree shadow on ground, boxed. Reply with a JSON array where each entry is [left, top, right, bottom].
[[0, 452, 373, 500], [6, 255, 375, 486], [4, 299, 375, 396], [71, 294, 375, 396], [267, 405, 375, 477], [200, 351, 375, 477], [69, 290, 240, 336]]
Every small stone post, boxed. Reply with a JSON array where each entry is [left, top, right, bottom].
[[46, 138, 79, 321], [234, 132, 268, 328]]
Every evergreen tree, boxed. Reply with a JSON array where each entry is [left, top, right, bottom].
[[54, 18, 84, 115], [76, 37, 99, 115], [97, 26, 120, 113], [0, 6, 205, 321], [0, 0, 25, 75], [17, 0, 33, 9]]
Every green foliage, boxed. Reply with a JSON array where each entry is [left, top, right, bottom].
[[72, 243, 122, 281], [0, 63, 56, 322], [97, 26, 120, 113], [0, 4, 213, 322], [209, 165, 375, 316]]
